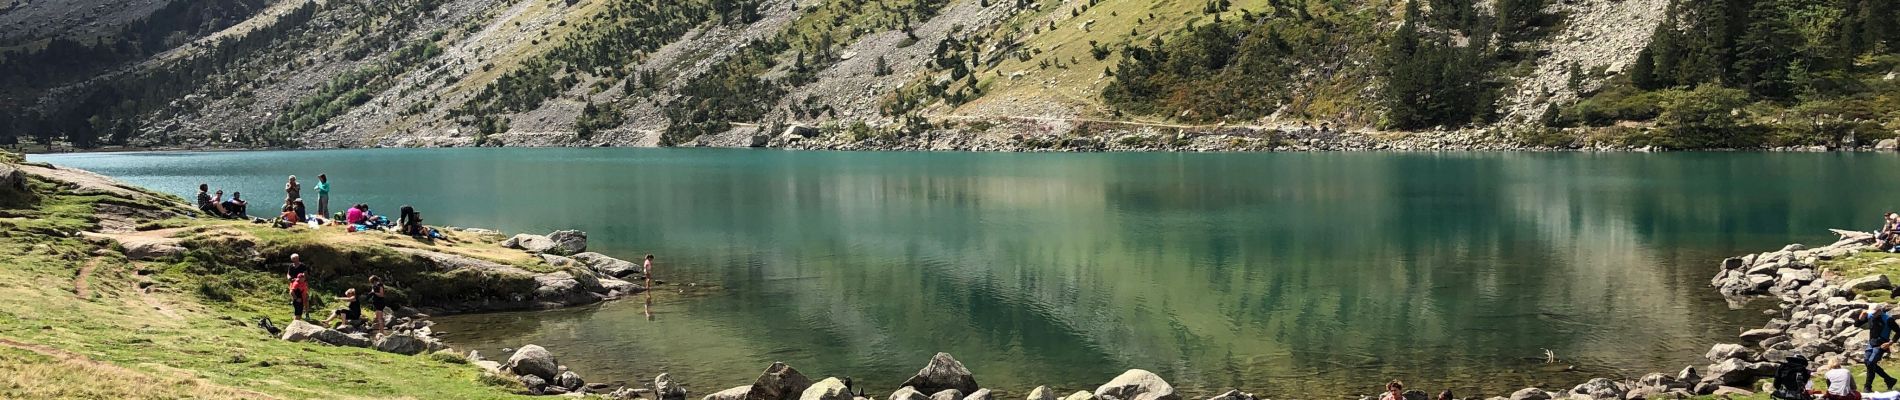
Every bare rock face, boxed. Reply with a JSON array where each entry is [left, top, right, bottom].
[[746, 362, 815, 400], [899, 353, 980, 395], [1094, 370, 1180, 400]]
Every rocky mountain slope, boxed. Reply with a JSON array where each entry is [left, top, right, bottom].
[[0, 0, 1893, 150]]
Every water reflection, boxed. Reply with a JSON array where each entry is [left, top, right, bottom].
[[35, 150, 1896, 397]]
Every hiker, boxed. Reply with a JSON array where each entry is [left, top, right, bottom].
[[1820, 355, 1860, 400], [1378, 380, 1405, 400], [286, 253, 309, 281], [368, 276, 390, 332], [1853, 303, 1900, 392], [315, 174, 331, 217], [289, 273, 310, 321], [195, 184, 217, 215], [285, 175, 301, 207], [322, 288, 364, 329], [210, 190, 232, 217], [222, 192, 248, 218]]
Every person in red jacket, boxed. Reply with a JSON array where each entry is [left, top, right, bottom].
[[289, 273, 310, 321]]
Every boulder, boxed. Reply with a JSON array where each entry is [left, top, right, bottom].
[[707, 386, 753, 400], [900, 353, 980, 396], [1093, 369, 1180, 400], [1509, 388, 1551, 400], [502, 234, 556, 252], [532, 272, 606, 306], [786, 125, 820, 138], [545, 230, 588, 255], [802, 378, 854, 400], [892, 387, 930, 400], [1637, 372, 1679, 390], [1706, 343, 1755, 363], [519, 374, 549, 394], [1063, 392, 1096, 400], [1879, 139, 1899, 151], [1028, 386, 1057, 400], [931, 390, 966, 400], [1701, 358, 1775, 387], [1622, 386, 1665, 400], [1740, 329, 1783, 343], [573, 252, 641, 278], [1676, 366, 1699, 385], [280, 320, 325, 342], [1710, 387, 1753, 396], [373, 333, 429, 355], [560, 370, 586, 392], [311, 329, 372, 348], [0, 163, 26, 205], [506, 345, 561, 381], [1205, 390, 1257, 400], [1848, 275, 1893, 292], [966, 389, 994, 400], [1571, 378, 1626, 400], [747, 362, 815, 400], [122, 240, 185, 261], [1783, 244, 1807, 252], [658, 372, 689, 400], [539, 254, 576, 267]]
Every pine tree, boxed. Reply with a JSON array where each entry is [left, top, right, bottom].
[[1731, 0, 1799, 99]]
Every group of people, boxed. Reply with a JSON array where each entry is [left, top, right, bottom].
[[195, 174, 442, 240], [284, 253, 391, 331], [1878, 213, 1900, 252]]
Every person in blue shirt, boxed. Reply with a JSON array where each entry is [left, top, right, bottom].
[[1855, 303, 1900, 392]]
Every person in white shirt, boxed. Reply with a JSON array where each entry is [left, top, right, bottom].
[[1821, 355, 1861, 400]]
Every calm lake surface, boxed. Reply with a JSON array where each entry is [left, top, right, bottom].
[[34, 149, 1897, 397]]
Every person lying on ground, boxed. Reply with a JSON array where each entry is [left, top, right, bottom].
[[323, 288, 364, 329]]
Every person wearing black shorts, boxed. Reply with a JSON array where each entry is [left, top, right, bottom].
[[368, 276, 389, 331], [323, 288, 363, 329], [289, 273, 310, 321]]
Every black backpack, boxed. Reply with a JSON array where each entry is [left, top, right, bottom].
[[1773, 355, 1813, 400]]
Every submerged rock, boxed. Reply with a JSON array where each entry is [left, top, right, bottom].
[[899, 353, 980, 395], [1094, 369, 1180, 400]]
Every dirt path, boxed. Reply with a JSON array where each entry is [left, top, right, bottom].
[[73, 258, 99, 298]]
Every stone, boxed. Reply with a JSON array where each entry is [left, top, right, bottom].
[[122, 240, 185, 261], [280, 320, 325, 342], [0, 163, 25, 205], [502, 234, 555, 252], [1028, 386, 1057, 400], [1063, 392, 1096, 400], [572, 252, 640, 278], [786, 125, 820, 138], [707, 386, 753, 400], [966, 389, 994, 400], [372, 333, 428, 355], [1739, 329, 1783, 343], [1677, 366, 1700, 386], [1622, 386, 1664, 400], [506, 344, 561, 381], [311, 329, 372, 348], [1710, 387, 1753, 396], [747, 362, 815, 400], [1637, 372, 1679, 389], [545, 230, 588, 255], [1571, 378, 1625, 400], [892, 387, 930, 400], [1701, 358, 1775, 387], [1878, 139, 1899, 151], [1509, 388, 1551, 400], [1705, 343, 1755, 363], [560, 370, 586, 391], [658, 372, 689, 400], [802, 378, 854, 400], [1848, 275, 1893, 292], [540, 254, 575, 267], [932, 390, 966, 400], [1094, 369, 1180, 400], [520, 374, 550, 394], [900, 353, 980, 395], [1205, 390, 1257, 400], [1783, 244, 1807, 252]]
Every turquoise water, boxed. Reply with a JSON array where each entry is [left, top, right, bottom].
[[35, 149, 1897, 397]]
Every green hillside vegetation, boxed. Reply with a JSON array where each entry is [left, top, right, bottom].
[[1554, 0, 1900, 149]]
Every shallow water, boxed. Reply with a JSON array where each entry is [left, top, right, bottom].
[[37, 149, 1896, 397]]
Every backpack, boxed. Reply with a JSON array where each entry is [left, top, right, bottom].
[[1773, 355, 1813, 400]]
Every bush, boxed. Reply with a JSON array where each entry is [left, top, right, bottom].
[[1652, 84, 1764, 149]]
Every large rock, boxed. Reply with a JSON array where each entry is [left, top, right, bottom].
[[573, 252, 641, 278], [707, 386, 753, 400], [0, 163, 26, 205], [519, 374, 549, 394], [1705, 343, 1755, 363], [747, 362, 815, 400], [533, 272, 607, 306], [1701, 358, 1776, 387], [1062, 392, 1096, 400], [801, 378, 854, 400], [311, 329, 372, 348], [1027, 386, 1057, 400], [1739, 329, 1784, 343], [658, 373, 689, 400], [560, 369, 586, 392], [373, 333, 429, 355], [280, 320, 325, 342], [1849, 275, 1894, 292], [502, 234, 556, 252], [506, 344, 561, 381], [545, 230, 588, 255], [1878, 139, 1899, 151], [1093, 369, 1180, 400], [892, 387, 930, 400], [966, 389, 994, 400], [1508, 388, 1550, 400], [1570, 378, 1626, 400], [931, 390, 965, 400], [1637, 372, 1681, 390], [900, 353, 980, 395]]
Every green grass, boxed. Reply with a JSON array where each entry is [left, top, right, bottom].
[[0, 160, 534, 399]]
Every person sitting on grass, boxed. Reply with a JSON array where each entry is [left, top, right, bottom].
[[1819, 355, 1859, 400], [222, 191, 248, 218], [274, 205, 302, 228], [289, 273, 310, 322], [346, 203, 367, 227], [1881, 213, 1900, 252], [195, 184, 215, 215], [322, 288, 364, 330], [210, 190, 232, 217]]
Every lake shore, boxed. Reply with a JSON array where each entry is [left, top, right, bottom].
[[1, 150, 1891, 399]]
